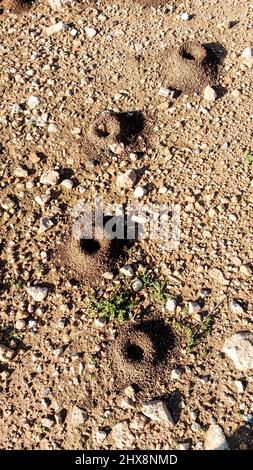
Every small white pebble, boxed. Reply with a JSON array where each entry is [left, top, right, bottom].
[[27, 96, 40, 109], [204, 86, 217, 101], [85, 27, 97, 39], [61, 179, 74, 190], [132, 278, 143, 292], [181, 13, 190, 21], [134, 186, 146, 198]]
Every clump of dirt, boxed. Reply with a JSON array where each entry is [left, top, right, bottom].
[[111, 319, 177, 389], [161, 40, 219, 95], [1, 0, 34, 13], [56, 224, 123, 287]]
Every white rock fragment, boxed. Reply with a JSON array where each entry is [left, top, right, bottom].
[[158, 87, 172, 98], [71, 405, 88, 428], [189, 301, 201, 314], [141, 400, 174, 426], [242, 47, 253, 59], [0, 345, 15, 362], [132, 278, 143, 292], [61, 179, 74, 190], [15, 319, 26, 331], [28, 96, 40, 109], [204, 86, 217, 101], [120, 265, 134, 277], [178, 442, 191, 450], [171, 368, 182, 380], [111, 421, 135, 448], [35, 195, 49, 206], [204, 424, 229, 450], [41, 418, 55, 429], [180, 13, 190, 21], [27, 286, 48, 302], [166, 297, 177, 312], [231, 300, 244, 314], [234, 380, 244, 394], [45, 22, 63, 35], [39, 217, 53, 232], [223, 331, 253, 371], [14, 167, 28, 178], [85, 27, 97, 39], [116, 169, 137, 189], [134, 186, 146, 198], [48, 123, 58, 133], [209, 268, 229, 285], [40, 170, 59, 186], [240, 264, 252, 277], [94, 318, 107, 328], [48, 0, 69, 10], [96, 430, 107, 444]]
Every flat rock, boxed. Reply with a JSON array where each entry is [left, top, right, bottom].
[[141, 400, 174, 426], [40, 170, 59, 186], [71, 405, 88, 428], [204, 424, 229, 450], [223, 331, 253, 371], [111, 421, 135, 448], [209, 268, 229, 285], [116, 170, 137, 189], [27, 286, 48, 302]]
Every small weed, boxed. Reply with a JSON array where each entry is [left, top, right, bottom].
[[38, 423, 47, 435], [150, 281, 168, 305], [11, 279, 24, 291], [88, 354, 97, 365], [8, 330, 22, 341], [244, 151, 253, 166], [138, 268, 151, 288], [89, 287, 137, 323], [174, 315, 214, 353]]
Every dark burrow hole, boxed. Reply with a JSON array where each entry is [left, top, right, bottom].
[[118, 111, 145, 145], [94, 124, 110, 139], [80, 238, 101, 255], [181, 48, 195, 61], [125, 343, 144, 363]]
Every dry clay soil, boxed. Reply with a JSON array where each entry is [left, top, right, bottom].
[[0, 0, 253, 451]]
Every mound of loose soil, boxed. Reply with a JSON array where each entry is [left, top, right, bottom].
[[161, 40, 219, 95], [56, 225, 121, 287], [111, 319, 177, 389]]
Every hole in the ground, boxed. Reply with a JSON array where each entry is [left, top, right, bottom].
[[95, 125, 110, 139], [125, 343, 144, 363], [80, 238, 101, 255], [181, 49, 195, 61], [118, 111, 145, 145]]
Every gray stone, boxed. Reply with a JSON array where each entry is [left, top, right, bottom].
[[204, 424, 229, 450], [166, 297, 177, 312], [141, 400, 174, 426], [111, 421, 135, 448], [231, 300, 244, 314], [71, 405, 88, 428], [116, 169, 137, 189], [96, 430, 107, 444], [223, 331, 253, 371], [40, 170, 59, 186], [27, 286, 48, 302], [132, 278, 143, 292]]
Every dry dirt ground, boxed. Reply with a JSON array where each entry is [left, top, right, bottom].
[[0, 0, 253, 451]]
